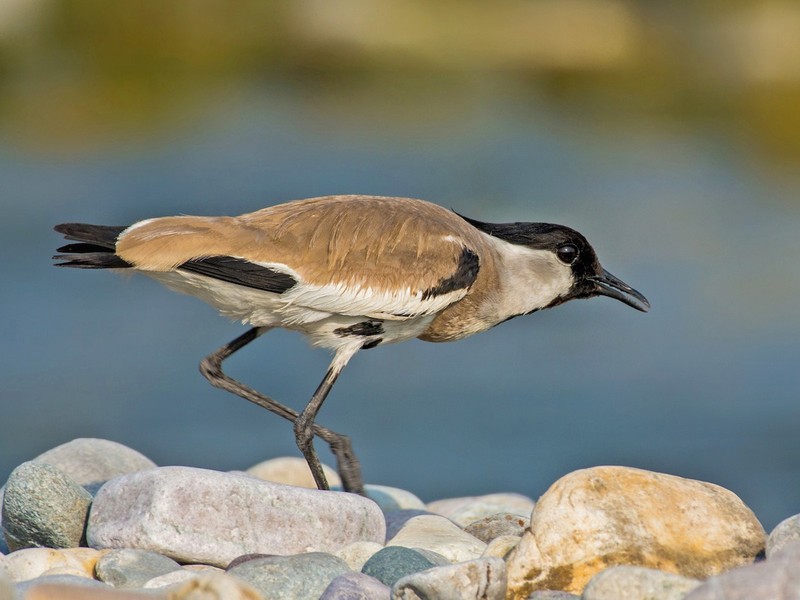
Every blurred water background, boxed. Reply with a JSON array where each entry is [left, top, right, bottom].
[[1, 1, 799, 529]]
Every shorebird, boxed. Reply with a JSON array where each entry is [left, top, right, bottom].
[[54, 195, 649, 494]]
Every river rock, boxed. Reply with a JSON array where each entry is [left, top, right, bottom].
[[334, 540, 383, 571], [246, 457, 341, 489], [3, 547, 103, 582], [392, 557, 507, 600], [386, 515, 486, 562], [482, 534, 521, 559], [20, 580, 154, 599], [427, 493, 534, 527], [583, 565, 702, 600], [767, 513, 800, 558], [361, 546, 437, 587], [363, 485, 426, 512], [94, 548, 181, 588], [320, 571, 390, 600], [24, 438, 156, 491], [684, 541, 800, 600], [226, 552, 349, 599], [169, 572, 264, 599], [463, 513, 528, 543], [2, 462, 93, 551], [87, 466, 385, 567], [384, 510, 435, 542], [506, 466, 766, 597]]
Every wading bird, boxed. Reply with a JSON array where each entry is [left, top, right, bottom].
[[54, 195, 649, 494]]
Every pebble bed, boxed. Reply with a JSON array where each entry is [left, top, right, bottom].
[[0, 438, 798, 600]]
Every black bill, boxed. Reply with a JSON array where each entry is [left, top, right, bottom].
[[590, 269, 650, 312]]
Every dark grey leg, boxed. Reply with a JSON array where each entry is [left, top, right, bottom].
[[199, 327, 365, 495]]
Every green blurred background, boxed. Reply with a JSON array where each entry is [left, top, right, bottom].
[[2, 0, 799, 529]]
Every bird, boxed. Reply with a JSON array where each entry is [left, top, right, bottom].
[[53, 194, 649, 495]]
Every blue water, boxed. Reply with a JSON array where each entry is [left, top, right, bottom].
[[2, 87, 799, 530]]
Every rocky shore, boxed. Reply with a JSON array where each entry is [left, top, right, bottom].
[[1, 438, 798, 599]]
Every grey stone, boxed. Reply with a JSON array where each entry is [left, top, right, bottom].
[[320, 571, 390, 600], [427, 493, 534, 527], [361, 546, 436, 587], [227, 552, 349, 600], [2, 462, 92, 550], [463, 513, 529, 543], [392, 557, 506, 600], [87, 466, 385, 567], [384, 510, 434, 543], [583, 565, 701, 600], [526, 592, 580, 599], [685, 541, 800, 600], [26, 438, 156, 491], [768, 514, 800, 558], [95, 548, 182, 589]]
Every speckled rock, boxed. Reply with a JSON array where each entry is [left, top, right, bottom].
[[320, 571, 390, 600], [506, 466, 766, 598], [3, 547, 103, 582], [20, 580, 154, 599], [24, 438, 156, 491], [226, 552, 349, 600], [767, 514, 800, 558], [361, 546, 437, 587], [363, 485, 426, 512], [385, 510, 435, 542], [94, 548, 181, 589], [245, 457, 341, 489], [386, 515, 486, 562], [334, 541, 383, 571], [87, 466, 385, 567], [463, 513, 528, 543], [169, 572, 264, 599], [426, 493, 534, 527], [583, 565, 702, 600], [684, 541, 800, 600], [2, 462, 93, 551], [392, 557, 507, 600], [526, 592, 580, 599]]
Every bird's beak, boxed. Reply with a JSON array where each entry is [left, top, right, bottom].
[[589, 269, 650, 312]]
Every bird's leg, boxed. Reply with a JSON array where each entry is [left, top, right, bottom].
[[294, 364, 344, 492], [199, 327, 365, 495]]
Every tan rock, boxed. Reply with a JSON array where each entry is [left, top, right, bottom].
[[245, 457, 341, 489], [482, 535, 521, 559], [506, 466, 765, 598], [4, 547, 105, 582], [333, 540, 383, 571]]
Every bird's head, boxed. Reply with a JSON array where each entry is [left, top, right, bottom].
[[460, 215, 650, 314]]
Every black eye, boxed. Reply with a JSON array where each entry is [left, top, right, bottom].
[[556, 243, 579, 265]]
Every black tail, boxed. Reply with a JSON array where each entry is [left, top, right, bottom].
[[53, 223, 132, 269]]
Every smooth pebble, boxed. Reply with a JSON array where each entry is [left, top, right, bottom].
[[320, 571, 390, 600], [245, 457, 341, 489], [3, 547, 103, 582], [227, 552, 349, 599], [95, 548, 181, 589], [767, 513, 800, 558], [684, 541, 800, 600], [506, 466, 766, 597], [361, 546, 436, 587], [427, 493, 534, 527], [463, 512, 528, 543], [392, 557, 507, 600], [87, 466, 385, 567], [582, 565, 702, 600], [386, 515, 486, 562], [2, 462, 92, 551], [333, 541, 383, 571]]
